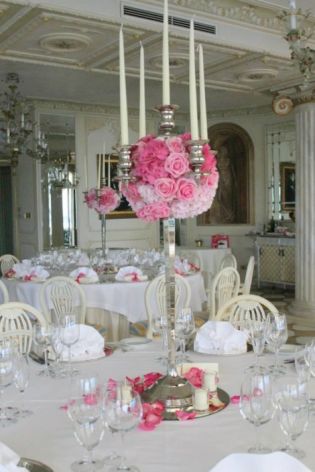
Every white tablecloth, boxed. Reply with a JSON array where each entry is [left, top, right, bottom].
[[2, 273, 206, 324], [177, 247, 231, 275], [2, 344, 315, 472]]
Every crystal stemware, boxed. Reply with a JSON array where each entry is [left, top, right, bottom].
[[59, 314, 80, 377], [104, 380, 143, 472], [0, 340, 17, 427], [266, 313, 288, 375], [68, 375, 104, 472], [32, 323, 52, 377], [240, 369, 274, 453], [276, 382, 309, 459], [246, 317, 270, 371], [14, 353, 32, 417]]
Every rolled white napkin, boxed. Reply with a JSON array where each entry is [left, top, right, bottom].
[[194, 321, 248, 355], [12, 261, 49, 281], [60, 324, 105, 361], [0, 442, 28, 471], [69, 267, 99, 284], [115, 266, 147, 282], [174, 256, 191, 275], [209, 452, 311, 472]]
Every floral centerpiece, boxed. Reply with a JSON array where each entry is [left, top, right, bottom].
[[84, 186, 120, 215], [122, 134, 219, 221]]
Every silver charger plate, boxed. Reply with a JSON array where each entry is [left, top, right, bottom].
[[18, 458, 54, 472]]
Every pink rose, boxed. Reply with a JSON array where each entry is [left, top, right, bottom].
[[166, 137, 185, 154], [136, 202, 170, 221], [154, 178, 178, 200], [165, 153, 190, 178], [201, 167, 219, 188], [176, 178, 197, 200]]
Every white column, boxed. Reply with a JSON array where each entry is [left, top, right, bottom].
[[289, 102, 315, 318]]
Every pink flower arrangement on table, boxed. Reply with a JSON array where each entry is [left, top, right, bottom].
[[122, 134, 219, 222], [84, 186, 120, 215]]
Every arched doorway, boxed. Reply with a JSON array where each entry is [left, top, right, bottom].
[[198, 122, 254, 225]]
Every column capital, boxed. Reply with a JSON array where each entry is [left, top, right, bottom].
[[272, 86, 315, 116]]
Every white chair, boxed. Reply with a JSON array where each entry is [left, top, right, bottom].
[[239, 256, 255, 295], [0, 280, 9, 303], [208, 267, 240, 320], [39, 276, 87, 324], [0, 302, 47, 354], [0, 254, 19, 277], [219, 253, 237, 270], [215, 294, 279, 325], [144, 273, 192, 339]]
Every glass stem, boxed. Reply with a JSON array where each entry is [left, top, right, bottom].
[[275, 348, 280, 369], [255, 423, 262, 452], [44, 348, 49, 375], [68, 345, 72, 376], [117, 431, 128, 470]]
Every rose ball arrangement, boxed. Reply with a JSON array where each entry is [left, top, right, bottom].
[[122, 134, 219, 222], [84, 186, 120, 215]]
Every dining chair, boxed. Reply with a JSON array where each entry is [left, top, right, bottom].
[[0, 254, 19, 277], [130, 273, 192, 339], [215, 294, 279, 325], [0, 301, 47, 354], [239, 256, 255, 295], [218, 253, 237, 270], [208, 267, 240, 320], [39, 276, 87, 324], [0, 280, 9, 303]]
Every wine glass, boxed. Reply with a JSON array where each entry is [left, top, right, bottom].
[[0, 340, 17, 427], [295, 348, 311, 388], [276, 382, 309, 459], [239, 369, 274, 453], [49, 324, 66, 378], [104, 380, 143, 472], [246, 317, 270, 371], [67, 375, 105, 472], [59, 314, 80, 377], [32, 323, 52, 377], [14, 353, 32, 417], [266, 313, 288, 375], [175, 307, 195, 363]]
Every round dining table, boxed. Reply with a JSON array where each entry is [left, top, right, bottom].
[[2, 341, 314, 472], [2, 272, 207, 341]]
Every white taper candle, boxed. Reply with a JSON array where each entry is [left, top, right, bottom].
[[108, 154, 111, 187], [162, 0, 170, 105], [119, 27, 129, 145], [198, 44, 208, 140], [139, 42, 146, 138], [189, 19, 199, 140]]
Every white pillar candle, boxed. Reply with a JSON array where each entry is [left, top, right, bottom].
[[288, 0, 297, 29], [203, 372, 217, 392], [119, 27, 129, 145], [193, 388, 208, 411], [139, 42, 146, 138], [189, 19, 199, 140], [199, 44, 208, 140], [162, 0, 170, 105]]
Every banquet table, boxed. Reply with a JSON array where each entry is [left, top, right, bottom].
[[2, 342, 315, 472], [2, 273, 207, 341]]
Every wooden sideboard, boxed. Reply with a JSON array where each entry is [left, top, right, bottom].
[[255, 236, 295, 288]]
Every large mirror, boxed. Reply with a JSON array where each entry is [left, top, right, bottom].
[[267, 123, 296, 222], [40, 113, 78, 249]]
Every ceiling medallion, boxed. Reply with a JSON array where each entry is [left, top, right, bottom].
[[272, 96, 294, 116], [149, 54, 187, 70], [39, 33, 91, 52], [237, 68, 279, 83]]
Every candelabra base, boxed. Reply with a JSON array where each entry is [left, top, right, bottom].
[[141, 374, 193, 420]]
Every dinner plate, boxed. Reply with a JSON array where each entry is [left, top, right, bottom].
[[120, 337, 152, 349], [18, 457, 54, 472], [193, 347, 248, 357], [266, 343, 298, 355]]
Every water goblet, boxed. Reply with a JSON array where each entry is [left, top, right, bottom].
[[14, 353, 32, 417], [104, 380, 143, 472], [276, 382, 309, 459], [239, 368, 274, 453], [295, 348, 311, 388], [266, 313, 288, 375], [68, 375, 104, 472], [0, 340, 17, 427], [246, 317, 270, 372], [49, 324, 67, 378], [32, 323, 52, 377], [59, 314, 80, 377]]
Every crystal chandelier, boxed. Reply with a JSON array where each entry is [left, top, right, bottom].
[[279, 1, 315, 84], [0, 73, 49, 168], [47, 151, 79, 189]]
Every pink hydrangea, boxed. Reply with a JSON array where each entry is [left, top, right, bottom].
[[83, 186, 120, 215], [137, 202, 171, 221]]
